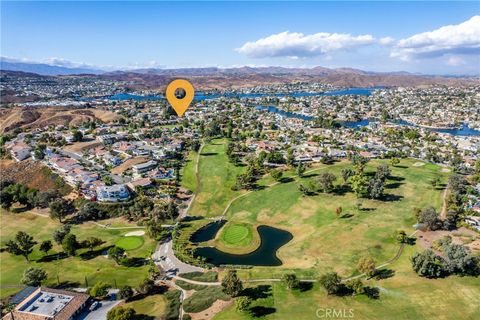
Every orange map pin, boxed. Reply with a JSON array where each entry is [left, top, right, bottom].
[[165, 79, 194, 117]]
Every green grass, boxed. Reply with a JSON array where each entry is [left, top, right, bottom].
[[181, 150, 197, 193], [185, 139, 246, 217], [221, 223, 252, 246], [223, 159, 449, 275], [183, 286, 230, 313], [175, 280, 208, 291], [214, 246, 480, 320], [179, 271, 218, 283], [115, 236, 144, 251], [0, 210, 155, 298], [214, 222, 260, 254], [207, 158, 480, 319], [123, 293, 167, 318]]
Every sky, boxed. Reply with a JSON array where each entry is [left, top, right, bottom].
[[1, 1, 479, 75]]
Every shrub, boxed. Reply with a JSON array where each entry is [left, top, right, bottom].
[[164, 290, 181, 320], [183, 286, 230, 313], [89, 281, 111, 299]]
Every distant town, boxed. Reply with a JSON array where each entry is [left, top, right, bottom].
[[1, 69, 479, 320]]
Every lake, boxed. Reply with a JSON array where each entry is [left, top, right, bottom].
[[189, 220, 226, 243], [194, 225, 293, 266], [256, 107, 480, 136], [106, 87, 376, 101]]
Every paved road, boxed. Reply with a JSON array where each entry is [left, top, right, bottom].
[[77, 300, 121, 320], [153, 238, 203, 277]]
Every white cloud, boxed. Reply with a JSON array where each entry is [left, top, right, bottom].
[[391, 15, 480, 61], [446, 56, 466, 66], [379, 37, 395, 45], [236, 31, 376, 58]]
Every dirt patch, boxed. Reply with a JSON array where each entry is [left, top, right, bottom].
[[188, 299, 233, 320], [63, 139, 103, 153], [125, 230, 146, 236], [0, 107, 120, 133], [0, 159, 71, 194], [111, 157, 150, 174], [413, 162, 426, 167], [441, 168, 451, 173], [417, 227, 480, 254]]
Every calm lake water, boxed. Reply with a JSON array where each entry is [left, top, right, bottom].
[[256, 106, 480, 136], [194, 225, 293, 266], [106, 89, 480, 136], [107, 87, 375, 101], [189, 220, 226, 243]]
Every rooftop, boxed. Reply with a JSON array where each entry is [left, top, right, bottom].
[[3, 287, 89, 320], [18, 291, 73, 317]]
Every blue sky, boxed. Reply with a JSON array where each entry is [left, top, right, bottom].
[[1, 1, 479, 74]]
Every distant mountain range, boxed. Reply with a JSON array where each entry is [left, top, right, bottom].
[[0, 59, 103, 75], [1, 59, 478, 89]]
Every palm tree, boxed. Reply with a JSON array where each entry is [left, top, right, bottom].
[[5, 303, 16, 320]]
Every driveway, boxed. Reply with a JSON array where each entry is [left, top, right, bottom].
[[76, 300, 121, 320], [152, 238, 203, 277]]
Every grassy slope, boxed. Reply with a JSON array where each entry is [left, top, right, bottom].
[[123, 294, 167, 318], [0, 211, 154, 298], [186, 139, 246, 217], [211, 159, 480, 319], [214, 246, 480, 320], [225, 159, 448, 275]]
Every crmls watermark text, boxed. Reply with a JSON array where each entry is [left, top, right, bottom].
[[316, 308, 355, 318]]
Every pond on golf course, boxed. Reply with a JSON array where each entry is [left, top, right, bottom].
[[189, 220, 226, 243], [193, 225, 293, 266]]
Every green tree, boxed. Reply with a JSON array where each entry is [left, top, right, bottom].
[[108, 246, 126, 264], [345, 279, 364, 295], [72, 130, 83, 142], [89, 281, 111, 299], [191, 139, 201, 152], [317, 172, 336, 193], [341, 168, 354, 184], [5, 231, 37, 261], [357, 256, 376, 278], [53, 225, 71, 244], [296, 162, 306, 177], [390, 157, 400, 167], [85, 237, 103, 252], [118, 285, 134, 301], [411, 250, 445, 278], [0, 190, 13, 209], [319, 272, 342, 295], [418, 207, 440, 230], [375, 164, 391, 181], [395, 230, 408, 244], [49, 199, 73, 222], [78, 202, 101, 221], [221, 269, 243, 297], [137, 278, 155, 295], [39, 240, 53, 256], [350, 174, 369, 198], [429, 176, 442, 189], [270, 169, 283, 182], [34, 190, 59, 208], [235, 296, 252, 312], [368, 177, 385, 199], [107, 307, 136, 320], [282, 273, 300, 290], [62, 233, 79, 256], [21, 267, 47, 286], [286, 148, 294, 166]]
